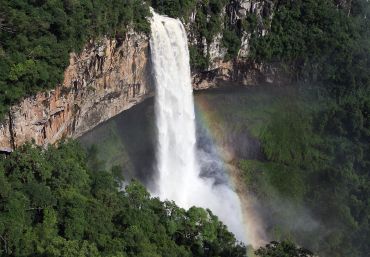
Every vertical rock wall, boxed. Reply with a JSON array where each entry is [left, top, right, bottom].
[[0, 31, 152, 151], [189, 0, 284, 90]]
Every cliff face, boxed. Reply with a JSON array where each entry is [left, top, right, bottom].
[[0, 0, 283, 151], [0, 31, 152, 151], [190, 0, 285, 90]]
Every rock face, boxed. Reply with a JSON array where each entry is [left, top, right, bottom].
[[192, 60, 285, 90], [191, 0, 285, 90], [0, 32, 152, 151]]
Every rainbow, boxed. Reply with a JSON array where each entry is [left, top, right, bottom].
[[195, 94, 267, 248]]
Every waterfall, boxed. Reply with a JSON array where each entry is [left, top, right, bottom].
[[150, 11, 247, 242]]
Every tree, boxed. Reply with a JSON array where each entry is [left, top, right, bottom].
[[255, 241, 314, 257]]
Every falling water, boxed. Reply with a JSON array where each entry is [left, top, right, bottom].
[[150, 11, 247, 242]]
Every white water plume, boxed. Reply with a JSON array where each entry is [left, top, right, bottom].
[[150, 11, 247, 242]]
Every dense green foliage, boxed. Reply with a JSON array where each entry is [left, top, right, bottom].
[[222, 29, 241, 61], [228, 6, 370, 256], [249, 0, 370, 96], [149, 0, 197, 19], [194, 85, 369, 257], [0, 141, 246, 257], [238, 88, 370, 257], [150, 0, 228, 70], [151, 0, 370, 86], [226, 4, 370, 254], [255, 241, 313, 257], [0, 0, 151, 119]]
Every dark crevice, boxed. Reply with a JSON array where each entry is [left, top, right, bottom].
[[8, 111, 16, 149]]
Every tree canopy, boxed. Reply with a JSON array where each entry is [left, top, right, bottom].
[[0, 141, 246, 257]]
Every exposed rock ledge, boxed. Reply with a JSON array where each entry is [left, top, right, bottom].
[[0, 30, 282, 151], [0, 31, 152, 151]]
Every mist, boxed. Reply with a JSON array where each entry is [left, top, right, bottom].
[[79, 84, 336, 251]]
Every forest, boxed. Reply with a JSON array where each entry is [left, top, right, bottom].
[[202, 84, 370, 257], [240, 2, 370, 256], [0, 141, 247, 257], [0, 141, 315, 257]]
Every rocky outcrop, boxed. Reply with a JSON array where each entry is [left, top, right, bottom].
[[0, 31, 152, 151], [192, 61, 286, 90], [191, 0, 286, 90]]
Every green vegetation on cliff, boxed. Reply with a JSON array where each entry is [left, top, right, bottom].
[[151, 0, 370, 88], [249, 0, 370, 96], [0, 0, 151, 119], [0, 141, 246, 257], [2, 0, 369, 117], [0, 0, 235, 115], [149, 0, 197, 19], [150, 0, 229, 70]]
